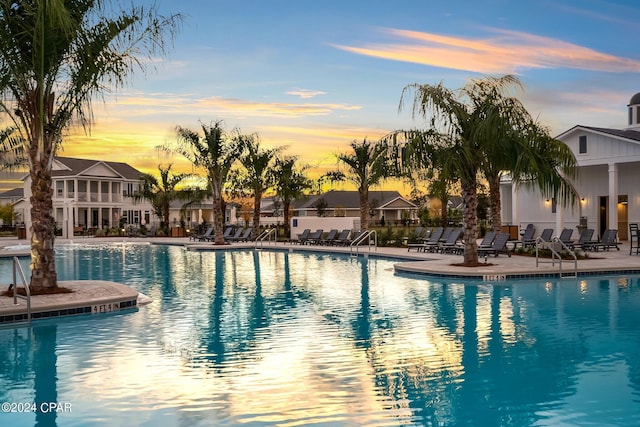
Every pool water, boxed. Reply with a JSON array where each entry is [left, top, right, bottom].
[[1, 244, 639, 427]]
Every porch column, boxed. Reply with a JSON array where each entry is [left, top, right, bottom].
[[511, 183, 520, 231], [609, 162, 618, 231]]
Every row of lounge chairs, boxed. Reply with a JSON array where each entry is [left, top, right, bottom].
[[291, 228, 364, 246], [190, 226, 254, 242], [515, 225, 620, 252]]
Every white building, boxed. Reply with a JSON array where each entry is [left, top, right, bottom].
[[22, 157, 155, 239], [501, 93, 640, 241]]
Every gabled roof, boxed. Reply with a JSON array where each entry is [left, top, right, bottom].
[[0, 187, 24, 199], [295, 190, 415, 210], [51, 157, 143, 180], [556, 125, 640, 143]]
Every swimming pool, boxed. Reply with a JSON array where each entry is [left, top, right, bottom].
[[1, 244, 639, 426]]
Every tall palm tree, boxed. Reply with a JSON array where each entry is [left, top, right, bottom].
[[472, 79, 578, 232], [325, 138, 388, 230], [0, 1, 180, 290], [174, 121, 242, 245], [134, 164, 195, 234], [229, 133, 281, 240], [391, 77, 513, 264], [392, 75, 578, 265], [268, 155, 312, 237]]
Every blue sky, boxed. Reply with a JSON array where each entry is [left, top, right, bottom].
[[61, 0, 640, 183]]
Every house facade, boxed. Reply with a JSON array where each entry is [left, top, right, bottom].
[[293, 190, 418, 225], [501, 93, 640, 240], [22, 157, 155, 239]]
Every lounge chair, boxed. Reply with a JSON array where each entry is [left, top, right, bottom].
[[478, 232, 511, 257], [570, 228, 595, 251], [192, 226, 213, 241], [478, 231, 497, 249], [236, 227, 254, 242], [421, 227, 444, 253], [226, 227, 243, 242], [440, 227, 454, 243], [590, 229, 620, 251], [558, 228, 573, 245], [515, 225, 536, 249], [292, 228, 311, 244], [439, 228, 463, 254], [332, 229, 351, 246], [540, 228, 554, 242], [305, 229, 323, 245], [320, 229, 339, 245]]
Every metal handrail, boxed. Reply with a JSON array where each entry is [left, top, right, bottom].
[[11, 257, 31, 324], [535, 236, 578, 278], [350, 229, 377, 256], [255, 228, 277, 248]]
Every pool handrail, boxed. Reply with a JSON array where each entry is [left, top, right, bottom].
[[12, 256, 31, 324], [535, 236, 577, 278], [349, 229, 377, 256], [255, 228, 277, 248]]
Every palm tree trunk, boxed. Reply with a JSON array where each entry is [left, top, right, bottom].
[[461, 177, 479, 265], [283, 200, 291, 237], [252, 190, 262, 240], [487, 173, 502, 232], [29, 159, 58, 290], [359, 187, 369, 230], [440, 195, 449, 226], [211, 181, 225, 245]]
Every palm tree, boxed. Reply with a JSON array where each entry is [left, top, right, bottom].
[[325, 138, 388, 230], [229, 133, 281, 240], [392, 75, 578, 265], [0, 1, 180, 290], [391, 77, 513, 264], [268, 155, 312, 237], [472, 80, 578, 232], [134, 164, 196, 234], [174, 121, 242, 245]]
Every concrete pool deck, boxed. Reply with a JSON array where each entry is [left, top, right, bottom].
[[1, 235, 639, 324]]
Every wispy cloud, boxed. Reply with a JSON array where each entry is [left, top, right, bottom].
[[199, 97, 360, 117], [286, 89, 327, 99], [107, 93, 360, 118], [333, 27, 640, 74]]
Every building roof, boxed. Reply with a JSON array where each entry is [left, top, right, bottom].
[[51, 157, 143, 180], [556, 125, 640, 143], [629, 92, 640, 106], [295, 190, 415, 210], [0, 187, 24, 199]]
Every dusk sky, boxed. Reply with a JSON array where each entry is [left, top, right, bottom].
[[54, 0, 640, 191]]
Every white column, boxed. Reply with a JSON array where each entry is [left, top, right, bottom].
[[555, 197, 564, 236], [608, 162, 618, 231], [511, 182, 520, 230]]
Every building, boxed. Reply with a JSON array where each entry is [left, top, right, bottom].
[[0, 187, 25, 226], [22, 157, 155, 238], [293, 190, 418, 225], [501, 92, 640, 240]]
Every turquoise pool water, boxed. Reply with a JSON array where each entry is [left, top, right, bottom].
[[0, 244, 639, 426]]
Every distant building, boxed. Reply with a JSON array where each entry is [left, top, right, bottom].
[[0, 187, 25, 225], [293, 190, 418, 225], [22, 157, 155, 238]]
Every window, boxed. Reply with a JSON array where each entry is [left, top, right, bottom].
[[630, 107, 633, 126], [55, 181, 64, 198], [637, 106, 640, 125], [578, 135, 587, 154]]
